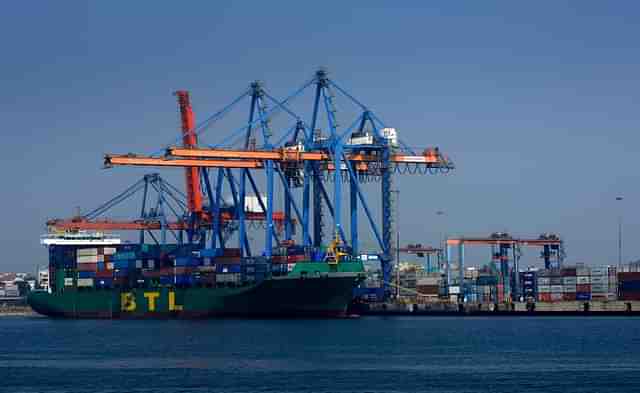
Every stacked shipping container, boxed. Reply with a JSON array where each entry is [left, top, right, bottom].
[[48, 243, 297, 292]]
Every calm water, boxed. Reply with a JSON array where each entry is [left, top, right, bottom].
[[1, 316, 639, 393]]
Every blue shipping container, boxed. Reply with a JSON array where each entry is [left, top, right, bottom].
[[620, 281, 640, 291], [113, 260, 131, 269], [95, 278, 113, 287], [217, 264, 241, 273], [78, 271, 96, 279], [175, 275, 194, 285], [576, 292, 591, 301], [159, 276, 174, 285], [175, 257, 201, 267], [200, 248, 222, 258], [271, 264, 287, 274], [114, 268, 129, 277]]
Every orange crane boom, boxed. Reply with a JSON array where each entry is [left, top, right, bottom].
[[104, 147, 451, 169], [104, 155, 264, 169], [47, 210, 290, 232]]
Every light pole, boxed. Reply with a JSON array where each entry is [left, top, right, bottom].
[[436, 210, 445, 270], [392, 189, 400, 298], [616, 196, 623, 268]]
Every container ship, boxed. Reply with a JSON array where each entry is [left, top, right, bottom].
[[27, 72, 456, 318], [29, 232, 365, 318]]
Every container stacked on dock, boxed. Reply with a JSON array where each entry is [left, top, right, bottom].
[[618, 272, 640, 301], [537, 270, 551, 302], [416, 274, 441, 299], [550, 270, 563, 302], [520, 271, 536, 302], [590, 266, 615, 301], [576, 266, 591, 301], [561, 267, 577, 301]]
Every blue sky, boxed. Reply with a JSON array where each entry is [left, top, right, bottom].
[[1, 1, 639, 271]]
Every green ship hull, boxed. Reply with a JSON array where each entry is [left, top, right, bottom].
[[28, 262, 365, 319]]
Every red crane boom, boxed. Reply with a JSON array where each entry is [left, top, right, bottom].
[[175, 91, 203, 215]]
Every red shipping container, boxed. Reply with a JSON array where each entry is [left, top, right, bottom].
[[215, 256, 241, 264], [620, 294, 640, 301], [222, 248, 241, 257], [95, 270, 114, 278], [538, 293, 552, 302], [142, 270, 162, 278], [576, 284, 591, 292], [159, 267, 175, 275], [561, 268, 577, 277], [77, 263, 97, 272], [174, 267, 193, 275], [563, 293, 576, 301], [619, 272, 640, 281]]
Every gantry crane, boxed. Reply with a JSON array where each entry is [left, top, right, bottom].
[[397, 244, 443, 273], [445, 232, 564, 301], [100, 69, 454, 299]]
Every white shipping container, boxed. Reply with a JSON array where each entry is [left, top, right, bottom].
[[562, 277, 577, 285], [538, 285, 551, 293], [449, 294, 459, 302], [349, 134, 375, 145], [0, 290, 5, 297], [591, 267, 608, 276], [216, 273, 241, 283], [103, 247, 117, 255], [244, 195, 267, 213], [417, 277, 440, 286], [135, 260, 143, 269], [563, 284, 577, 293], [77, 278, 94, 287], [591, 285, 609, 293], [449, 286, 460, 295], [64, 278, 74, 286], [577, 276, 591, 284], [551, 285, 564, 293], [77, 248, 98, 257], [537, 277, 551, 285], [4, 290, 19, 297], [148, 260, 155, 269], [77, 255, 98, 264], [591, 276, 607, 284]]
